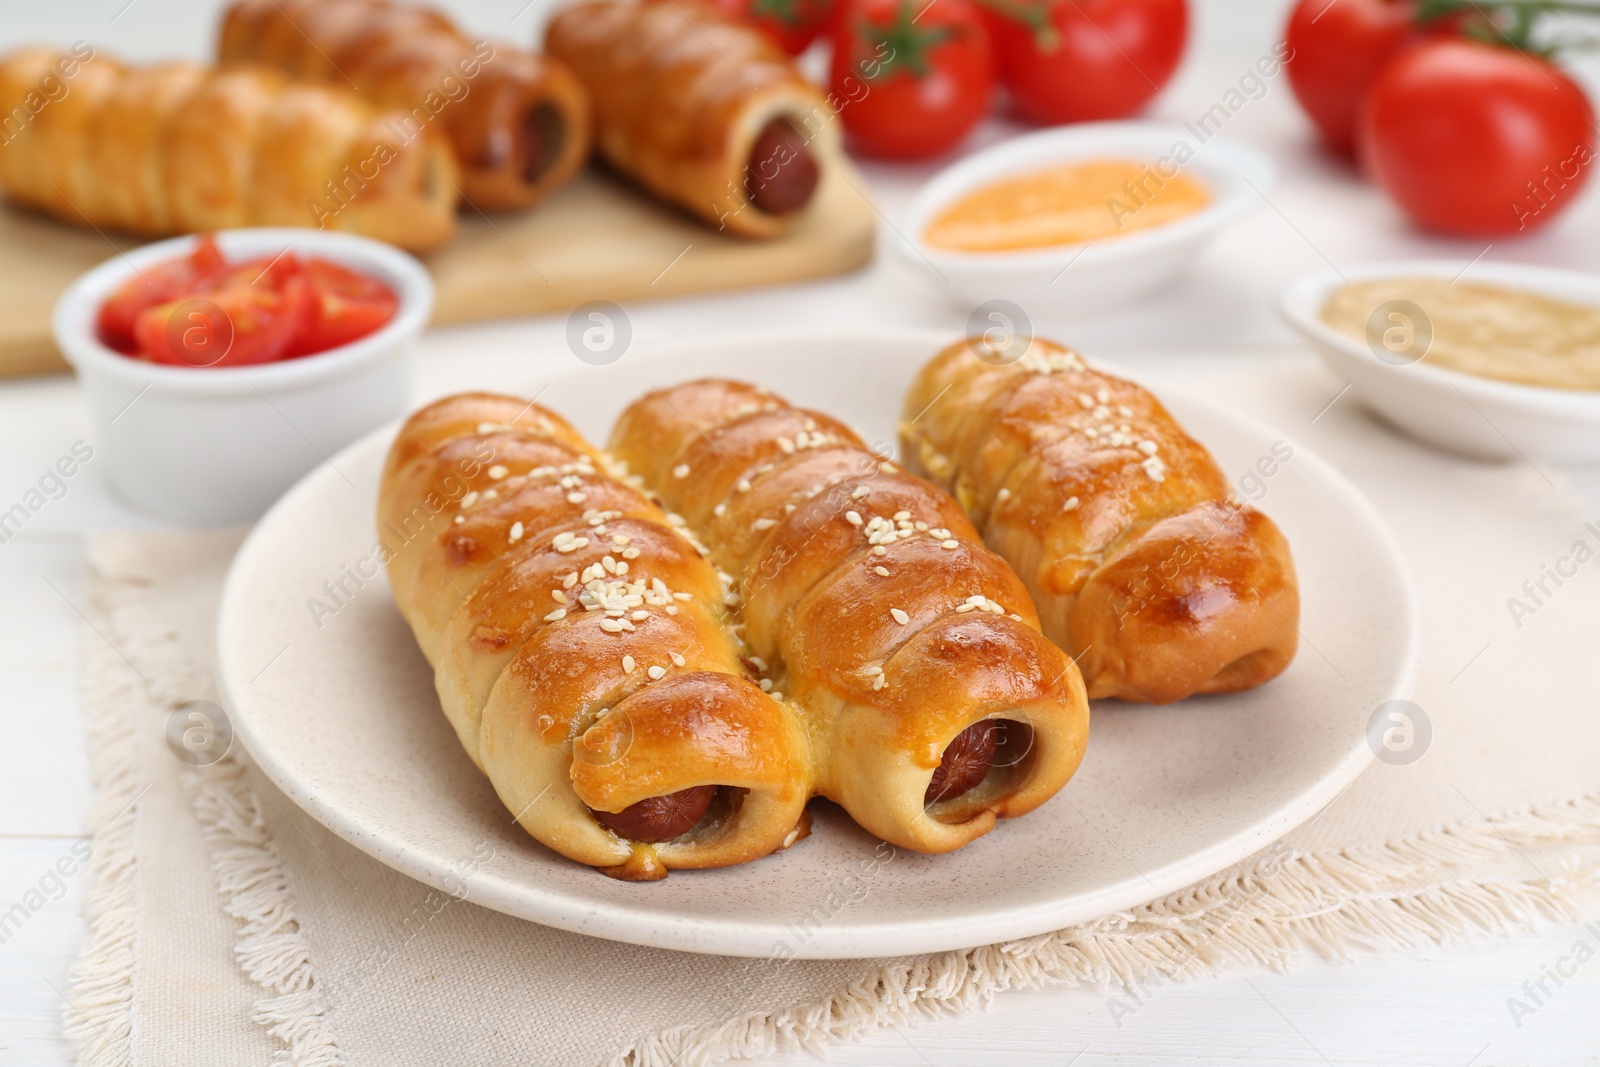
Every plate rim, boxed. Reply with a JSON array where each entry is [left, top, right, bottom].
[[216, 328, 1422, 959]]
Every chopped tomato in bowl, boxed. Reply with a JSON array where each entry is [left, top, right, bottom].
[[97, 234, 400, 368]]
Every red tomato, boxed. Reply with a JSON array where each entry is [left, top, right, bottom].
[[289, 259, 400, 357], [982, 0, 1187, 124], [830, 0, 994, 160], [96, 234, 227, 353], [1282, 0, 1468, 156], [708, 0, 836, 54], [133, 276, 311, 367], [1359, 39, 1596, 236]]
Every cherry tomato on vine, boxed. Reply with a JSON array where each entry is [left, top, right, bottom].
[[708, 0, 836, 54], [1359, 38, 1596, 235], [981, 0, 1187, 124], [1283, 0, 1461, 155], [829, 0, 994, 160]]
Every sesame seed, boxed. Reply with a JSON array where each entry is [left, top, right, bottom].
[[670, 652, 685, 667], [553, 531, 574, 545], [648, 665, 666, 680], [552, 589, 568, 604], [997, 488, 1010, 501], [871, 675, 886, 691], [871, 545, 887, 556], [941, 539, 959, 549], [563, 572, 578, 589], [777, 437, 795, 454], [748, 656, 768, 673], [544, 608, 566, 622], [673, 464, 690, 478], [567, 491, 587, 504], [454, 515, 465, 525], [759, 678, 773, 691], [1064, 496, 1080, 511], [621, 547, 641, 560], [736, 478, 752, 493], [915, 522, 929, 532], [874, 566, 890, 577], [753, 517, 776, 531], [488, 465, 508, 480], [673, 592, 692, 601], [600, 619, 625, 633], [631, 610, 647, 621], [893, 510, 911, 521], [1137, 441, 1158, 456], [665, 605, 678, 615], [622, 655, 635, 673], [508, 522, 524, 544], [891, 608, 909, 625], [851, 484, 871, 499], [713, 503, 727, 517], [460, 491, 479, 508], [863, 665, 883, 676], [845, 511, 863, 526]]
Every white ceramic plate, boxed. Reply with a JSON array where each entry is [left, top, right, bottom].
[[216, 330, 1419, 959], [1279, 260, 1600, 463]]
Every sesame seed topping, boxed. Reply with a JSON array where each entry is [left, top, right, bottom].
[[872, 675, 886, 691], [600, 618, 625, 633], [567, 491, 587, 504], [562, 572, 578, 588], [454, 515, 465, 525], [777, 436, 795, 454], [997, 488, 1011, 501], [872, 545, 887, 556], [753, 517, 776, 531], [893, 510, 911, 521], [759, 678, 773, 691], [508, 522, 524, 544], [631, 610, 647, 621], [648, 665, 666, 680], [941, 539, 959, 549], [543, 608, 566, 622], [622, 655, 636, 673], [487, 465, 508, 480], [1137, 440, 1159, 456], [673, 464, 690, 478], [552, 589, 568, 604], [713, 503, 727, 517], [851, 484, 871, 499], [621, 547, 641, 559], [460, 491, 479, 508], [670, 652, 686, 667], [891, 608, 909, 625], [845, 511, 863, 526], [1064, 496, 1080, 511], [736, 478, 752, 493]]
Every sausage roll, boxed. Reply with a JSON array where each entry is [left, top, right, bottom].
[[546, 0, 838, 238], [900, 338, 1300, 705], [219, 0, 591, 212], [611, 381, 1090, 853], [380, 393, 811, 880], [0, 48, 458, 250]]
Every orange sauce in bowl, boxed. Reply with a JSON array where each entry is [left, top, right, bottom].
[[923, 158, 1211, 253]]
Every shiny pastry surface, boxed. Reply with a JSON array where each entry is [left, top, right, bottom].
[[900, 337, 1300, 704]]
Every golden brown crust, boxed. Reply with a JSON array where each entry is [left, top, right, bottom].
[[219, 0, 592, 212], [545, 0, 838, 237], [611, 379, 1090, 854], [900, 338, 1301, 704], [0, 48, 459, 249], [379, 392, 810, 877]]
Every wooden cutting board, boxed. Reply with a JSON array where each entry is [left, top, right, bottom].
[[0, 158, 876, 379]]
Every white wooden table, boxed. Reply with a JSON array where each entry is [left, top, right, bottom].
[[3, 1, 1599, 1064]]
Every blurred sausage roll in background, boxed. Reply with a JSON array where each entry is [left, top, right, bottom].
[[546, 0, 838, 238], [901, 338, 1300, 705], [220, 0, 591, 212], [0, 47, 459, 250]]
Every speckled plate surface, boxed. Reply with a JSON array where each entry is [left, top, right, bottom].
[[216, 330, 1420, 959]]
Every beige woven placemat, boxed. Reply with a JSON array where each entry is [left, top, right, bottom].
[[65, 362, 1600, 1066]]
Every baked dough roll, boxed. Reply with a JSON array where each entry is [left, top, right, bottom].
[[900, 338, 1300, 705], [611, 381, 1090, 853], [379, 393, 811, 881], [546, 0, 838, 238], [219, 0, 591, 212], [0, 48, 458, 250]]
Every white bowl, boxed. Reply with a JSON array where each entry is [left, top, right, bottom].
[[55, 228, 430, 523], [1279, 260, 1600, 464], [899, 121, 1275, 315]]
